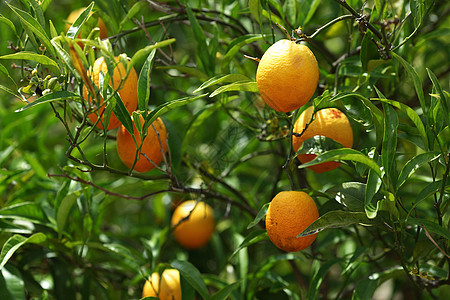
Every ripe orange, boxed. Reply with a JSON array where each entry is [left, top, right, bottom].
[[116, 115, 168, 172], [142, 269, 181, 300], [83, 56, 138, 130], [171, 200, 215, 249], [292, 106, 353, 173], [256, 39, 319, 112], [65, 7, 107, 41], [265, 191, 319, 252]]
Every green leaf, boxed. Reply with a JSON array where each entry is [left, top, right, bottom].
[[171, 260, 210, 300], [194, 74, 252, 94], [66, 3, 93, 39], [298, 211, 379, 237], [407, 218, 450, 241], [327, 182, 365, 211], [381, 102, 398, 185], [298, 148, 382, 178], [247, 203, 269, 229], [129, 39, 176, 71], [294, 136, 345, 156], [211, 282, 240, 300], [0, 15, 17, 37], [427, 68, 449, 127], [221, 34, 265, 72], [307, 258, 341, 300], [352, 278, 378, 300], [137, 49, 157, 111], [249, 0, 263, 24], [0, 267, 25, 300], [0, 52, 59, 69], [374, 95, 428, 150], [15, 91, 80, 112], [331, 92, 384, 145], [0, 203, 47, 223], [119, 1, 148, 30], [410, 0, 425, 27], [391, 52, 426, 115], [0, 233, 47, 270], [5, 2, 55, 58], [110, 89, 133, 133], [210, 81, 258, 98], [230, 230, 268, 260], [303, 0, 321, 26], [143, 94, 207, 129], [397, 152, 441, 190], [365, 162, 383, 219], [56, 190, 83, 234], [29, 0, 45, 29], [186, 6, 214, 75], [156, 65, 209, 81]]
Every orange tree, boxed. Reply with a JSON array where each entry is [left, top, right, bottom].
[[0, 0, 449, 299]]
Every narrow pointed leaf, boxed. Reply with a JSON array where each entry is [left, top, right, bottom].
[[298, 211, 379, 237], [247, 203, 269, 229], [392, 52, 426, 114], [15, 91, 80, 112], [171, 260, 210, 300], [0, 233, 47, 270], [397, 152, 441, 190], [6, 2, 55, 58], [194, 74, 251, 93], [144, 94, 207, 129], [0, 52, 58, 69], [138, 49, 157, 111], [66, 3, 94, 39], [307, 258, 342, 300], [210, 81, 258, 98], [298, 148, 382, 177]]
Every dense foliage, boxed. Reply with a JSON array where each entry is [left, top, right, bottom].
[[0, 0, 449, 299]]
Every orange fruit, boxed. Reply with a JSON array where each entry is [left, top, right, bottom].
[[142, 269, 181, 300], [171, 200, 215, 249], [65, 7, 107, 41], [116, 115, 168, 173], [265, 191, 319, 252], [292, 106, 353, 173], [83, 56, 138, 130], [256, 39, 319, 112]]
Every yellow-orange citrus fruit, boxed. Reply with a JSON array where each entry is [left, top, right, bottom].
[[83, 56, 138, 130], [292, 106, 353, 173], [65, 7, 107, 40], [116, 115, 168, 172], [266, 191, 319, 252], [142, 269, 181, 300], [256, 39, 319, 112], [171, 200, 215, 249]]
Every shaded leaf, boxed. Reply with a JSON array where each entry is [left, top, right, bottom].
[[171, 260, 210, 300], [298, 148, 382, 177], [210, 81, 258, 98], [407, 218, 450, 241], [0, 52, 58, 69], [308, 258, 341, 300], [137, 48, 157, 111], [143, 94, 208, 130], [15, 91, 80, 112], [194, 74, 251, 93], [298, 211, 379, 237], [0, 233, 47, 270], [5, 2, 55, 58], [397, 152, 441, 190], [230, 230, 268, 260], [247, 203, 269, 229]]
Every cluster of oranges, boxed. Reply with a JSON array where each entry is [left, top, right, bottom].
[[67, 7, 355, 298], [256, 39, 354, 252], [66, 9, 215, 299]]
